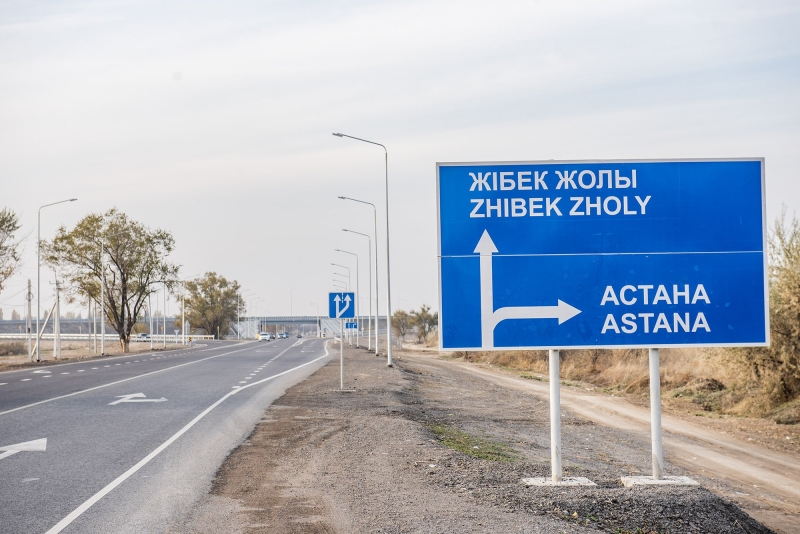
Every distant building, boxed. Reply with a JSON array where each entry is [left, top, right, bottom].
[[11, 309, 20, 320], [0, 308, 3, 320]]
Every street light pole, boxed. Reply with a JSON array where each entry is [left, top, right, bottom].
[[331, 263, 350, 290], [335, 249, 360, 348], [37, 198, 77, 363], [333, 133, 392, 366], [339, 198, 379, 355], [342, 229, 372, 351]]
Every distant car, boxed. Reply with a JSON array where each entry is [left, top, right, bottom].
[[278, 332, 288, 339], [258, 332, 273, 341], [136, 333, 150, 341], [296, 334, 302, 338]]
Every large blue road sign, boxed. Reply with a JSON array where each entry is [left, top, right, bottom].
[[329, 292, 356, 319], [437, 159, 768, 350]]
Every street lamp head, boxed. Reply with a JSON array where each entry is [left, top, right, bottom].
[[337, 196, 346, 200], [69, 198, 78, 202], [332, 133, 343, 137]]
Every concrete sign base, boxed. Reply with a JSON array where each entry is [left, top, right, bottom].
[[620, 475, 699, 487], [521, 477, 596, 487]]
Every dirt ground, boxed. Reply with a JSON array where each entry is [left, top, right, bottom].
[[170, 345, 796, 533], [0, 340, 185, 372]]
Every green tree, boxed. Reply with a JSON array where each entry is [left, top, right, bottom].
[[182, 272, 242, 339], [44, 208, 179, 352], [392, 309, 413, 340], [729, 209, 800, 409], [411, 304, 439, 343], [0, 208, 22, 293]]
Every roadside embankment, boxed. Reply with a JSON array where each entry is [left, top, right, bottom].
[[172, 346, 779, 533]]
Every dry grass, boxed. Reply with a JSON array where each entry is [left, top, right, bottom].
[[456, 347, 789, 420], [0, 341, 26, 356]]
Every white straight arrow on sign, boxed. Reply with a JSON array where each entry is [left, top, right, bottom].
[[0, 438, 47, 460], [475, 230, 581, 349]]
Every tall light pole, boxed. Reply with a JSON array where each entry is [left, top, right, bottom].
[[335, 249, 360, 348], [333, 133, 392, 366], [333, 272, 349, 289], [339, 197, 379, 355], [37, 198, 77, 363], [342, 229, 373, 352], [290, 288, 296, 317], [331, 263, 350, 290]]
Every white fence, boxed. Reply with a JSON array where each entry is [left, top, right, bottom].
[[0, 333, 215, 342]]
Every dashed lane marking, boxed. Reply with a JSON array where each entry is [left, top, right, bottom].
[[0, 344, 258, 417], [44, 343, 330, 534]]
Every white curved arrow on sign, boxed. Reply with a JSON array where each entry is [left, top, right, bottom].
[[475, 230, 581, 349], [334, 294, 352, 318]]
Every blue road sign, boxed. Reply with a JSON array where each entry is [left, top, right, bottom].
[[437, 159, 768, 350], [329, 292, 356, 319], [345, 321, 358, 329]]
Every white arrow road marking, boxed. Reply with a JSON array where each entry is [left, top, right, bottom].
[[475, 230, 581, 349], [0, 438, 47, 460], [108, 393, 167, 406], [45, 342, 331, 534], [334, 294, 351, 318]]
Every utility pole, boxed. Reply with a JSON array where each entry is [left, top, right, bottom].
[[26, 279, 32, 362], [93, 300, 97, 353], [163, 282, 167, 349], [53, 278, 61, 360], [149, 294, 153, 350]]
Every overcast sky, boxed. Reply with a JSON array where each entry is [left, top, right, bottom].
[[1, 0, 798, 319]]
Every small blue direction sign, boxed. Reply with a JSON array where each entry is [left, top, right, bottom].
[[329, 292, 355, 319], [438, 159, 768, 350], [345, 321, 358, 329]]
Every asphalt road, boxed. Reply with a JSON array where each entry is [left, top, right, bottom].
[[0, 337, 331, 534]]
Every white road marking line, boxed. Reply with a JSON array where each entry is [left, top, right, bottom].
[[78, 370, 85, 373], [104, 365, 110, 368], [238, 381, 247, 384], [44, 343, 330, 534], [0, 383, 6, 385], [61, 373, 69, 375], [0, 344, 258, 417], [21, 379, 31, 381], [43, 376, 52, 378], [115, 364, 121, 366], [91, 368, 98, 370]]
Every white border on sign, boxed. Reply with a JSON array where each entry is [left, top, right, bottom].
[[435, 158, 769, 352]]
